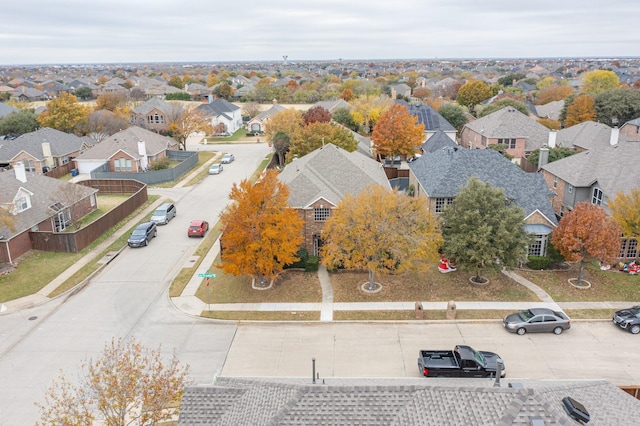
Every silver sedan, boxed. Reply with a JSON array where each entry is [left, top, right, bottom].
[[503, 308, 571, 335]]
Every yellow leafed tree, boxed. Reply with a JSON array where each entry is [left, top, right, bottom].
[[264, 108, 304, 143], [218, 170, 304, 286], [322, 185, 443, 290], [609, 189, 640, 243], [37, 92, 90, 134]]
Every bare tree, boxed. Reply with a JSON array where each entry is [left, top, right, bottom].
[[242, 101, 262, 119]]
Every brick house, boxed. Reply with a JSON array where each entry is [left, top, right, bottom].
[[277, 143, 391, 256], [408, 148, 557, 257], [0, 162, 98, 264], [459, 106, 549, 162], [130, 98, 176, 132], [73, 126, 178, 174]]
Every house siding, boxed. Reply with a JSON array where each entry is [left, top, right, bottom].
[[541, 169, 566, 215]]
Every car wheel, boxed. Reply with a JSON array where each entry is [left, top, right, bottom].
[[553, 326, 563, 335], [144, 238, 148, 246], [154, 230, 157, 237], [516, 328, 526, 335], [630, 324, 640, 335]]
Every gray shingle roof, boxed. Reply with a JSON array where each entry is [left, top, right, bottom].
[[0, 127, 87, 162], [463, 106, 550, 152], [74, 126, 177, 161], [534, 100, 564, 120], [409, 148, 557, 225], [253, 104, 286, 121], [131, 98, 175, 115], [197, 99, 240, 120], [0, 170, 97, 239], [0, 102, 19, 119], [277, 143, 390, 208], [422, 130, 458, 153], [314, 99, 352, 112], [542, 140, 640, 196], [555, 121, 613, 150], [178, 378, 640, 425]]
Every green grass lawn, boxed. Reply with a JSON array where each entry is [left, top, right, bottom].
[[204, 128, 247, 143]]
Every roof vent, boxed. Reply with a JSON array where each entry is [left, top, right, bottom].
[[562, 396, 590, 423], [530, 417, 545, 426]]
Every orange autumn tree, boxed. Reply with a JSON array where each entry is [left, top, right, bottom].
[[564, 94, 596, 127], [322, 185, 442, 291], [371, 104, 425, 163], [218, 170, 304, 287], [551, 202, 622, 285]]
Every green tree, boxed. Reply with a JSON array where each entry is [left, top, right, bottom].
[[581, 70, 619, 95], [594, 88, 640, 126], [218, 170, 304, 286], [288, 122, 357, 160], [168, 75, 185, 89], [35, 337, 190, 426], [0, 109, 38, 135], [551, 202, 622, 285], [497, 73, 526, 87], [456, 80, 493, 114], [437, 103, 468, 131], [74, 86, 93, 100], [441, 177, 531, 282], [322, 185, 443, 290], [371, 104, 425, 162], [165, 92, 191, 101], [37, 92, 90, 134], [331, 107, 356, 130], [478, 98, 530, 118], [213, 82, 234, 100]]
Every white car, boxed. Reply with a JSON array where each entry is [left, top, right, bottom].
[[209, 163, 223, 175], [221, 153, 234, 164]]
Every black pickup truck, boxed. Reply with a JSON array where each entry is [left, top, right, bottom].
[[417, 345, 506, 378]]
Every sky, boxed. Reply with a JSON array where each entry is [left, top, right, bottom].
[[2, 0, 640, 65]]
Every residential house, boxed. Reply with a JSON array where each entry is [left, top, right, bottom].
[[0, 128, 93, 173], [184, 83, 210, 101], [277, 143, 390, 256], [130, 98, 176, 132], [620, 117, 640, 141], [178, 377, 640, 425], [420, 129, 458, 153], [409, 148, 557, 256], [534, 100, 564, 121], [390, 83, 411, 99], [197, 98, 242, 135], [313, 99, 352, 113], [40, 80, 71, 98], [554, 121, 614, 151], [73, 126, 178, 174], [459, 106, 550, 162], [246, 104, 286, 133], [0, 162, 98, 264], [10, 85, 46, 102], [397, 101, 457, 142]]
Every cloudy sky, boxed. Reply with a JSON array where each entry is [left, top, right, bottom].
[[2, 0, 639, 65]]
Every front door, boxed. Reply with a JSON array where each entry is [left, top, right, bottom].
[[313, 234, 324, 256]]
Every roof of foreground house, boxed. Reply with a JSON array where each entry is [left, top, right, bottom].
[[410, 148, 557, 225], [0, 127, 88, 162], [197, 98, 240, 120], [277, 143, 390, 208], [178, 377, 640, 425], [74, 126, 177, 161], [463, 106, 549, 152], [421, 129, 458, 153]]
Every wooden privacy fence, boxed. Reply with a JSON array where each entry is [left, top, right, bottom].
[[30, 179, 147, 253], [44, 162, 74, 179]]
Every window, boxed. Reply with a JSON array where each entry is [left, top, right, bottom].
[[23, 159, 35, 172], [560, 205, 565, 217], [435, 198, 453, 213], [61, 156, 68, 165], [15, 195, 29, 212], [592, 188, 603, 205], [314, 208, 331, 222], [528, 234, 547, 257], [568, 184, 573, 194], [621, 238, 638, 258], [498, 138, 516, 149], [553, 176, 558, 189], [114, 158, 132, 172]]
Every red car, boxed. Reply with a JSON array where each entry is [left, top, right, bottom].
[[188, 220, 209, 237]]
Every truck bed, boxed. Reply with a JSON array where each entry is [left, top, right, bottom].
[[418, 351, 458, 368]]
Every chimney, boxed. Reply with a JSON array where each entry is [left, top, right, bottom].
[[610, 126, 620, 146], [42, 141, 54, 168], [137, 140, 148, 170], [14, 161, 27, 183], [548, 130, 557, 148], [538, 147, 549, 168], [208, 94, 213, 104]]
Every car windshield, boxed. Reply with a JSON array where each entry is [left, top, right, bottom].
[[132, 229, 146, 236], [190, 225, 200, 230], [519, 310, 535, 321], [629, 306, 640, 317], [471, 348, 486, 367], [153, 209, 166, 215]]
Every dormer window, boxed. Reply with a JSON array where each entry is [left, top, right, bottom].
[[15, 195, 30, 212]]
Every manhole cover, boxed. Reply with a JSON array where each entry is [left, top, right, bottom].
[[28, 316, 38, 321]]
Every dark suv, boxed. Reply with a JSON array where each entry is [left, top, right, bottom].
[[613, 305, 640, 334], [128, 222, 157, 247]]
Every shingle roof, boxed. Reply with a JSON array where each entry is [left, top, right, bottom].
[[197, 99, 240, 120], [409, 148, 557, 225], [314, 99, 352, 112], [0, 102, 19, 119], [534, 100, 564, 120], [252, 104, 286, 121], [0, 128, 87, 162], [463, 106, 550, 152], [277, 143, 390, 208], [0, 170, 97, 239], [178, 378, 640, 425], [397, 102, 456, 133], [74, 126, 177, 161], [422, 130, 458, 153], [542, 140, 640, 196], [555, 121, 613, 150], [131, 97, 175, 115]]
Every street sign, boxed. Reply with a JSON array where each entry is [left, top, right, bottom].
[[197, 273, 216, 278]]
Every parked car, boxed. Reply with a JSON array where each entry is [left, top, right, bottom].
[[613, 305, 640, 334], [503, 308, 571, 335], [127, 222, 157, 247], [188, 220, 209, 237], [417, 345, 505, 378], [221, 153, 234, 164], [150, 202, 176, 225], [209, 163, 223, 175]]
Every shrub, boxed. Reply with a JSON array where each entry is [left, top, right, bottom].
[[527, 256, 551, 270], [150, 157, 170, 170], [305, 255, 319, 272], [165, 92, 191, 101], [546, 241, 565, 262], [286, 247, 309, 269]]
